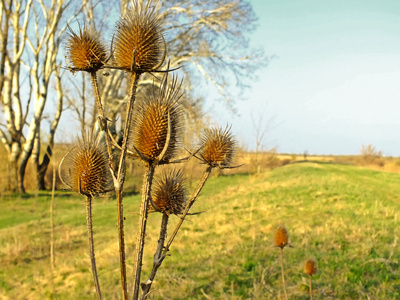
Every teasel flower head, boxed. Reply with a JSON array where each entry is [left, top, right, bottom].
[[129, 75, 184, 164], [198, 126, 236, 168], [113, 0, 165, 73], [59, 130, 112, 197], [304, 259, 317, 276], [65, 25, 107, 73], [274, 226, 289, 249], [150, 169, 186, 215]]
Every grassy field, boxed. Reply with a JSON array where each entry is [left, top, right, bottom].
[[0, 162, 399, 299]]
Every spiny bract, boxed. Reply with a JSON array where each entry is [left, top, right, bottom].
[[150, 169, 186, 215], [65, 25, 107, 72], [198, 126, 236, 168], [114, 0, 165, 72], [129, 75, 183, 163], [59, 130, 111, 197]]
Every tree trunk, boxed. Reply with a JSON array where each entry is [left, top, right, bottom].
[[8, 142, 21, 192]]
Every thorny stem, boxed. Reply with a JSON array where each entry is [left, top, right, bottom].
[[309, 275, 313, 300], [133, 164, 156, 300], [90, 71, 114, 168], [280, 248, 288, 300], [50, 167, 55, 271], [140, 166, 212, 299], [117, 72, 141, 181], [140, 213, 169, 300], [116, 189, 128, 300], [85, 196, 102, 300], [116, 72, 142, 300], [91, 70, 135, 300], [165, 165, 212, 251]]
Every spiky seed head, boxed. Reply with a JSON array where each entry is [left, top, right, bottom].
[[274, 226, 289, 249], [59, 130, 111, 197], [65, 25, 107, 72], [198, 126, 236, 168], [305, 259, 317, 276], [130, 75, 183, 164], [150, 169, 186, 215], [114, 0, 165, 72]]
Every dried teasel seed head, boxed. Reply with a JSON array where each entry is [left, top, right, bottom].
[[59, 130, 112, 197], [150, 169, 186, 215], [114, 0, 165, 72], [198, 126, 236, 168], [274, 226, 289, 249], [130, 75, 183, 164], [304, 259, 317, 276], [65, 25, 107, 72]]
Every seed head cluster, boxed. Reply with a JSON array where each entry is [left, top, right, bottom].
[[66, 26, 107, 72], [198, 126, 236, 168], [274, 226, 289, 249], [130, 76, 183, 163], [304, 259, 317, 276], [150, 169, 186, 215], [59, 131, 111, 197], [114, 0, 164, 72]]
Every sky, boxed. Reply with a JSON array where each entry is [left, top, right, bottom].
[[204, 0, 400, 156]]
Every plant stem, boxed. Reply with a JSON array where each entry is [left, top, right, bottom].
[[309, 275, 313, 300], [140, 213, 169, 300], [50, 165, 55, 270], [85, 196, 102, 300], [114, 72, 141, 300], [140, 166, 212, 299], [164, 166, 212, 252], [91, 70, 130, 299], [132, 164, 155, 300], [90, 71, 114, 163], [280, 247, 288, 300], [49, 164, 56, 298]]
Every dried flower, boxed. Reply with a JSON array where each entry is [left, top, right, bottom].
[[274, 226, 289, 249], [129, 75, 183, 163], [150, 169, 186, 215], [304, 259, 317, 276], [59, 130, 112, 197], [65, 25, 107, 72], [114, 0, 165, 72], [198, 126, 236, 168]]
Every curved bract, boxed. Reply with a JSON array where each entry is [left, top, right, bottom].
[[129, 74, 184, 164], [59, 130, 112, 197], [114, 0, 165, 73], [150, 169, 186, 215], [65, 25, 107, 73], [198, 126, 236, 168]]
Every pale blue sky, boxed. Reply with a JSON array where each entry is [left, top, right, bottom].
[[206, 0, 400, 155]]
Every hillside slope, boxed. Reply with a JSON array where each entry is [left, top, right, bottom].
[[0, 162, 399, 299]]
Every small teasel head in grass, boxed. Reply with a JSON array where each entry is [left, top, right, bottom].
[[305, 259, 317, 276], [274, 226, 289, 249], [129, 74, 184, 165], [150, 169, 186, 215], [305, 258, 317, 300], [65, 25, 107, 73], [197, 126, 236, 169], [59, 130, 112, 197], [113, 0, 166, 73], [275, 226, 290, 300]]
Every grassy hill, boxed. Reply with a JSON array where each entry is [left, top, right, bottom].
[[0, 162, 399, 299]]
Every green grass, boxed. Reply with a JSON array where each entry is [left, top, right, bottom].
[[0, 162, 399, 299]]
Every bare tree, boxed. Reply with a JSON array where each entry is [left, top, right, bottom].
[[251, 110, 276, 173], [0, 0, 88, 192], [68, 0, 267, 138]]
